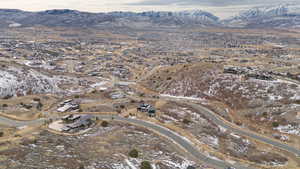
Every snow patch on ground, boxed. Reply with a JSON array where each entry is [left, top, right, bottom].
[[291, 94, 300, 100], [274, 124, 300, 136], [112, 163, 131, 169], [160, 71, 300, 109], [125, 159, 138, 169], [90, 81, 108, 88], [17, 125, 28, 130], [230, 133, 241, 139], [0, 67, 63, 97], [160, 94, 205, 101], [204, 151, 222, 161], [200, 135, 219, 149], [163, 159, 195, 169], [218, 125, 227, 133]]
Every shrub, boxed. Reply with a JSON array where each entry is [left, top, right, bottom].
[[187, 166, 196, 169], [128, 149, 139, 158], [140, 161, 152, 169], [235, 121, 243, 126], [37, 102, 43, 110], [21, 103, 33, 109], [33, 98, 41, 102], [183, 118, 191, 125], [262, 112, 268, 117], [101, 121, 109, 127], [3, 95, 13, 99], [116, 109, 122, 114], [0, 131, 4, 137], [79, 164, 85, 169], [272, 122, 279, 128]]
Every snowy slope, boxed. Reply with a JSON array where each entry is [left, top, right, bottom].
[[224, 4, 300, 28], [0, 65, 80, 98]]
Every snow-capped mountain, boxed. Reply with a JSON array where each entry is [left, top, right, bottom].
[[1, 6, 299, 29], [239, 5, 288, 19], [224, 5, 300, 28], [109, 10, 218, 21], [107, 10, 220, 27], [288, 5, 300, 15], [0, 9, 220, 28]]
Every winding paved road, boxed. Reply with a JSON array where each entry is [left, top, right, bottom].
[[0, 116, 45, 127], [97, 115, 253, 169], [1, 95, 300, 168], [0, 114, 252, 169], [161, 96, 300, 157]]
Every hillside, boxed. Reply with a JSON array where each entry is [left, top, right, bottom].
[[224, 5, 300, 28], [141, 63, 300, 140], [142, 63, 299, 108], [0, 9, 220, 28], [1, 5, 300, 29]]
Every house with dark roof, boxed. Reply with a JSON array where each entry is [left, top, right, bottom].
[[61, 114, 96, 133], [137, 103, 156, 117], [62, 114, 81, 123]]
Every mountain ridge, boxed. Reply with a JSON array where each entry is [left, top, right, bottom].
[[224, 4, 300, 28], [0, 8, 220, 28], [1, 4, 299, 29]]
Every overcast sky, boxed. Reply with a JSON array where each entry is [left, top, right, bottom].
[[0, 0, 298, 18]]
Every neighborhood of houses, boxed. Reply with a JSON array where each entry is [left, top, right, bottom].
[[224, 66, 300, 81], [50, 99, 157, 133]]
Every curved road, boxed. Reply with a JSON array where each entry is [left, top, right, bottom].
[[98, 115, 253, 169], [0, 116, 45, 127], [0, 114, 252, 169], [162, 96, 300, 157], [1, 95, 300, 168]]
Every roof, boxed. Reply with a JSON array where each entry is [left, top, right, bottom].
[[62, 114, 81, 121], [65, 114, 94, 129]]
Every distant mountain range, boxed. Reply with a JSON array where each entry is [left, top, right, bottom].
[[0, 9, 220, 28], [224, 5, 300, 28], [0, 5, 299, 29]]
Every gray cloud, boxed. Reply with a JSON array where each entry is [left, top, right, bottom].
[[129, 0, 299, 7]]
